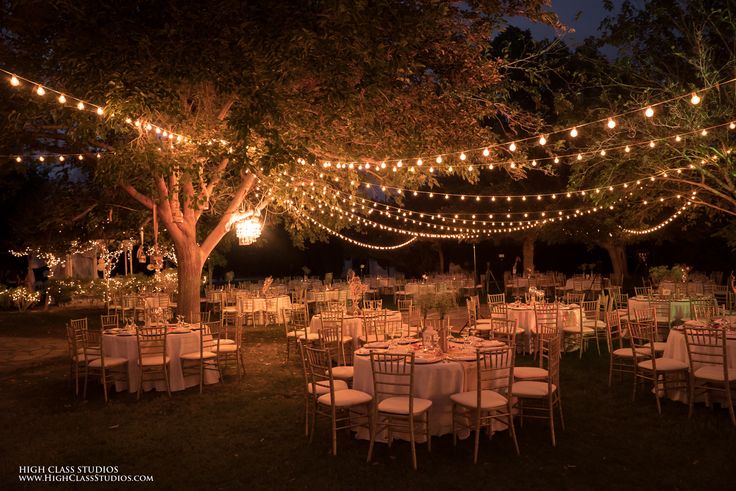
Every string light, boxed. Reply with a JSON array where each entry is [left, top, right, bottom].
[[690, 92, 701, 105], [297, 211, 417, 250], [607, 118, 616, 129], [621, 201, 691, 235], [644, 106, 654, 118]]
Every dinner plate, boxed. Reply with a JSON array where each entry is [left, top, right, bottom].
[[170, 329, 191, 334], [478, 340, 506, 348], [364, 341, 390, 349], [396, 338, 418, 345], [117, 333, 135, 336], [447, 352, 476, 362], [414, 356, 443, 364]]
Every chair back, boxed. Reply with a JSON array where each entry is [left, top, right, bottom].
[[540, 335, 561, 389], [67, 319, 88, 361], [474, 346, 515, 402], [582, 300, 600, 323], [634, 286, 653, 297], [285, 305, 309, 337], [564, 292, 585, 304], [362, 309, 387, 343], [369, 352, 416, 404], [189, 311, 211, 324], [304, 344, 338, 402], [683, 326, 728, 374], [135, 326, 168, 365], [319, 324, 343, 361], [534, 303, 558, 338], [201, 320, 222, 354], [385, 318, 403, 339], [491, 302, 508, 320], [101, 314, 119, 330], [691, 297, 718, 321], [627, 319, 657, 364], [490, 318, 518, 347], [487, 293, 506, 307], [605, 310, 625, 351]]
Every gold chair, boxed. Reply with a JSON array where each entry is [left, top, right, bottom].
[[451, 345, 519, 463], [604, 310, 649, 387], [66, 318, 98, 396], [322, 309, 352, 364], [359, 309, 387, 344], [367, 352, 432, 470], [683, 326, 736, 425], [691, 297, 718, 321], [490, 317, 524, 348], [629, 320, 688, 414], [181, 320, 221, 394], [319, 324, 353, 383], [633, 307, 667, 354], [135, 326, 171, 399], [189, 311, 211, 324], [563, 300, 601, 358], [100, 314, 119, 330], [511, 335, 564, 446], [216, 316, 246, 380], [528, 303, 558, 358], [304, 344, 371, 455], [83, 329, 127, 402], [466, 297, 493, 338]]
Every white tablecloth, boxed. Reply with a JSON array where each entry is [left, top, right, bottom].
[[505, 304, 581, 351], [309, 311, 403, 347], [102, 328, 219, 393], [225, 294, 292, 324], [663, 323, 736, 402], [628, 297, 693, 323]]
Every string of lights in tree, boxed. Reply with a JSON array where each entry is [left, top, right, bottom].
[[5, 151, 106, 163], [294, 210, 418, 250], [315, 120, 736, 175], [620, 201, 693, 235], [2, 68, 198, 146], [6, 67, 734, 178], [278, 170, 687, 218], [288, 183, 693, 235]]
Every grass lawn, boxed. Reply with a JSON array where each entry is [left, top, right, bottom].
[[2, 308, 736, 490]]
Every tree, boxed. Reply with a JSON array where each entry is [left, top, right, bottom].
[[1, 1, 560, 317]]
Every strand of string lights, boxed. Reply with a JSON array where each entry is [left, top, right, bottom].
[[5, 151, 107, 163], [294, 210, 418, 250], [620, 201, 692, 235], [277, 170, 687, 217], [317, 119, 736, 174], [4, 66, 734, 170]]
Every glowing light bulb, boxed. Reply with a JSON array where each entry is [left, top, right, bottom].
[[35, 86, 45, 96], [435, 155, 443, 164], [482, 148, 490, 157], [58, 94, 66, 103], [96, 107, 104, 116], [59, 156, 65, 162], [607, 118, 616, 129], [577, 154, 583, 160], [644, 106, 654, 118], [649, 141, 655, 148], [554, 157, 560, 163], [570, 127, 578, 137], [417, 159, 423, 166], [15, 156, 21, 163], [459, 153, 466, 161], [397, 160, 403, 168], [77, 101, 85, 110], [509, 142, 517, 152], [77, 155, 84, 160], [625, 146, 631, 153], [600, 150, 606, 156], [448, 166, 453, 172], [429, 167, 434, 173], [690, 92, 701, 105], [531, 160, 537, 167], [39, 156, 45, 162], [701, 129, 708, 136], [10, 75, 20, 86], [539, 136, 547, 145], [380, 162, 386, 169], [730, 122, 736, 130], [675, 135, 682, 142]]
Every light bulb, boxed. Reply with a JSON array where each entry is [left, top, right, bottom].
[[58, 94, 66, 103], [482, 148, 490, 157], [39, 156, 45, 162], [701, 129, 708, 136], [380, 162, 386, 169], [436, 156, 442, 164], [649, 141, 655, 148], [10, 75, 20, 86], [577, 154, 583, 160], [730, 122, 736, 130], [397, 160, 403, 168], [539, 136, 547, 145], [607, 118, 616, 129], [15, 156, 21, 163], [531, 160, 537, 166], [429, 166, 434, 173], [35, 86, 45, 96], [675, 135, 682, 142], [96, 107, 104, 116], [417, 159, 423, 166], [77, 101, 85, 110], [459, 152, 466, 161], [509, 142, 517, 152], [554, 157, 560, 163], [625, 146, 631, 152], [644, 106, 654, 117], [690, 92, 701, 105], [570, 127, 578, 137], [600, 150, 606, 156], [77, 155, 84, 160], [59, 156, 65, 162]]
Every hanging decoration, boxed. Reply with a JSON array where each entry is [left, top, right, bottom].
[[148, 203, 164, 271], [136, 228, 147, 263]]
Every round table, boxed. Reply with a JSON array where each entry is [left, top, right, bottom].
[[505, 303, 581, 351], [309, 311, 403, 347], [102, 327, 220, 393], [628, 296, 693, 323]]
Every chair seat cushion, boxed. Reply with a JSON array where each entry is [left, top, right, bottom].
[[307, 379, 348, 395], [450, 389, 508, 409], [318, 388, 372, 407], [297, 332, 320, 341], [219, 338, 236, 345], [646, 342, 667, 353], [513, 366, 549, 380], [512, 380, 556, 398], [88, 356, 127, 368], [180, 351, 218, 360], [139, 355, 171, 366], [583, 319, 606, 329], [612, 347, 650, 358], [377, 396, 432, 415], [638, 357, 688, 371], [216, 344, 238, 353], [72, 354, 100, 363], [562, 326, 596, 334], [694, 365, 736, 381], [475, 319, 494, 325], [331, 366, 354, 380]]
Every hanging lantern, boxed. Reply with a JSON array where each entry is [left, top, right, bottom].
[[235, 214, 263, 246]]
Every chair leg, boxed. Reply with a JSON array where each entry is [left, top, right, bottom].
[[137, 367, 143, 400], [426, 412, 431, 453], [101, 368, 109, 403], [549, 402, 556, 447], [452, 405, 457, 447], [688, 377, 696, 419], [367, 408, 377, 462], [409, 414, 417, 470], [508, 412, 520, 456], [331, 407, 338, 456], [473, 414, 481, 464], [164, 364, 171, 398]]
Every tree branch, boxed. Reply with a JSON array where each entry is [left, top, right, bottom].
[[199, 173, 257, 261], [120, 183, 154, 210]]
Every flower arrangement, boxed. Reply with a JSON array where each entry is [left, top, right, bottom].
[[416, 292, 456, 320], [262, 276, 273, 296]]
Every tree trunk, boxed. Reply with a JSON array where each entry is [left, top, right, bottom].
[[522, 235, 535, 274], [601, 241, 628, 285], [174, 239, 204, 322], [432, 241, 445, 274]]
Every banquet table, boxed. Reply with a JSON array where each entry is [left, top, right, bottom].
[[662, 319, 736, 403], [351, 340, 509, 441], [308, 310, 404, 347], [628, 296, 693, 323], [224, 294, 292, 324], [102, 325, 220, 393]]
